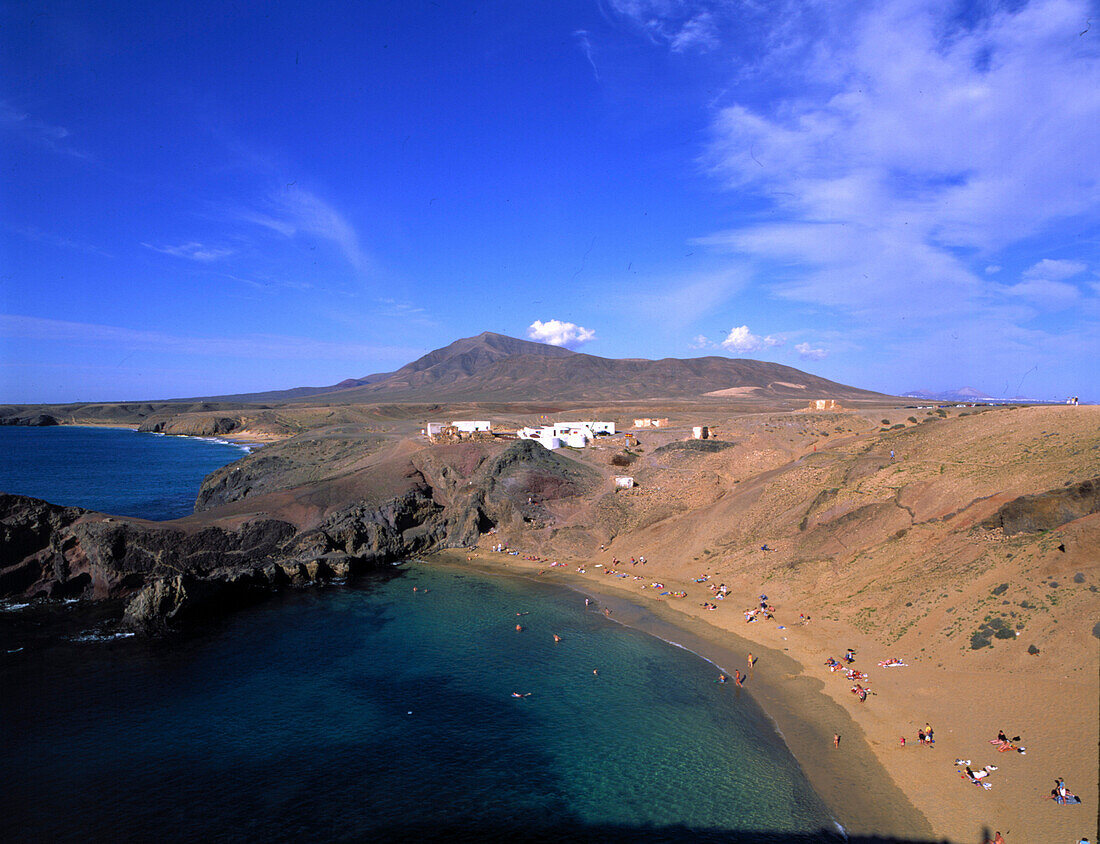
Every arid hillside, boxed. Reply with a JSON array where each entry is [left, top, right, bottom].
[[481, 404, 1099, 670]]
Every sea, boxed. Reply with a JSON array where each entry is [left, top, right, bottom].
[[0, 427, 839, 842]]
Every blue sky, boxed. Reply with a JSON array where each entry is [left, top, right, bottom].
[[2, 0, 1098, 403]]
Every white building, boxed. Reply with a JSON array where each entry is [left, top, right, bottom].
[[451, 420, 492, 433], [518, 420, 615, 450], [614, 476, 635, 489], [426, 422, 446, 437]]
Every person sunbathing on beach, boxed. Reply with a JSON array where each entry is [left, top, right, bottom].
[[964, 765, 997, 787], [990, 731, 1026, 753]]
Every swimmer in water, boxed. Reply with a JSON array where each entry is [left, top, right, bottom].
[[515, 624, 523, 632], [717, 674, 727, 684], [511, 692, 532, 698], [593, 669, 598, 677]]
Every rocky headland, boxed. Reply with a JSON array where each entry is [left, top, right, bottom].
[[1, 436, 599, 632]]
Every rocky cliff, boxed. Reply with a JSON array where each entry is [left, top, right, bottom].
[[0, 438, 598, 633]]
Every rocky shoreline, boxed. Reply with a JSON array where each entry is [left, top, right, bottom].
[[0, 437, 599, 634]]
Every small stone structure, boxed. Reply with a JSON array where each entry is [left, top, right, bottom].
[[614, 476, 635, 489], [692, 426, 709, 440]]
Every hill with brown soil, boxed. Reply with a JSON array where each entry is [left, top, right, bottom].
[[133, 331, 892, 406], [296, 332, 891, 403]]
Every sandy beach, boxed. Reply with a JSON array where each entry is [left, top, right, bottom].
[[433, 548, 1099, 844]]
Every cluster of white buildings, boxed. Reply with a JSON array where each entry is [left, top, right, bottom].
[[516, 420, 615, 450], [424, 419, 617, 450]]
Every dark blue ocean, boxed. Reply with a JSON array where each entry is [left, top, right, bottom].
[[0, 428, 838, 842], [0, 426, 250, 520]]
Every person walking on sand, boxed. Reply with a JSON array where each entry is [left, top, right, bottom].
[[833, 734, 840, 748], [747, 653, 756, 672], [734, 670, 743, 687]]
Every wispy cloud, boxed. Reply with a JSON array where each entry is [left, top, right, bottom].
[[237, 186, 371, 272], [217, 272, 314, 293], [375, 297, 437, 326], [629, 268, 751, 329], [0, 100, 91, 160], [0, 314, 414, 361], [13, 226, 111, 257], [574, 29, 600, 81], [607, 1, 721, 52], [142, 241, 235, 261], [527, 319, 596, 347]]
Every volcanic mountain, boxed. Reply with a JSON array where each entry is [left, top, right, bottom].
[[197, 332, 890, 404]]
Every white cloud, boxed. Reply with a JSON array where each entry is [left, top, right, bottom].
[[698, 0, 1100, 322], [527, 319, 596, 347], [795, 342, 828, 361], [1002, 278, 1080, 308], [689, 334, 712, 349], [720, 324, 781, 353], [1023, 259, 1087, 281], [142, 241, 235, 262], [985, 265, 1002, 275]]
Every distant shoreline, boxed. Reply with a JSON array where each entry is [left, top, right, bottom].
[[47, 421, 279, 447]]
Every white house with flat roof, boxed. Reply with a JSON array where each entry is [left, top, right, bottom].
[[451, 420, 492, 433]]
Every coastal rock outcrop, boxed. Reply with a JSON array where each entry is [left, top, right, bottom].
[[0, 437, 598, 633], [0, 412, 59, 426], [138, 414, 241, 436]]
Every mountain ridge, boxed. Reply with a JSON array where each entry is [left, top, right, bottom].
[[187, 331, 892, 404]]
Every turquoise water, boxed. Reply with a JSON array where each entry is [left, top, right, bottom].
[[0, 426, 248, 520], [0, 427, 838, 841], [1, 566, 836, 842]]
